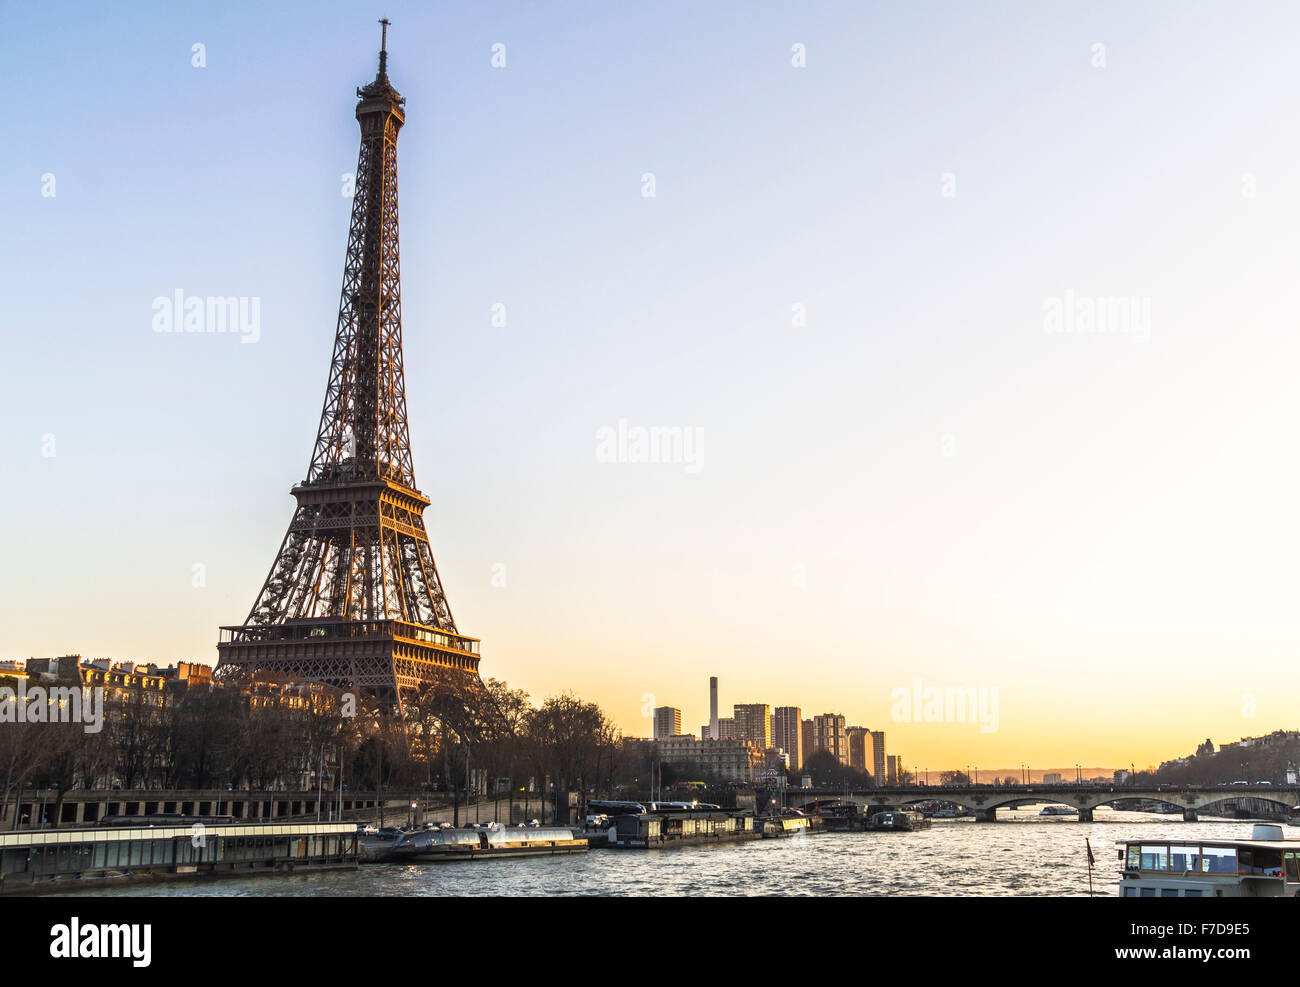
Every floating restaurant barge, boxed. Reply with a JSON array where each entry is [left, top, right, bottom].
[[388, 825, 587, 862], [0, 821, 359, 894], [605, 810, 761, 849]]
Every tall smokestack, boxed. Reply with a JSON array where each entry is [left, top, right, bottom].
[[709, 676, 719, 740]]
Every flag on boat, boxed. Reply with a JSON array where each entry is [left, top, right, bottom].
[[1086, 838, 1095, 867]]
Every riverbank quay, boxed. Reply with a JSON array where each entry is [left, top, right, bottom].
[[0, 821, 358, 894], [1, 789, 571, 831], [0, 788, 391, 829]]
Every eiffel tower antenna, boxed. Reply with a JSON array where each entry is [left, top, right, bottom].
[[217, 32, 480, 713]]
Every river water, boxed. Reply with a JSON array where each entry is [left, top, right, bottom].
[[75, 809, 1295, 897]]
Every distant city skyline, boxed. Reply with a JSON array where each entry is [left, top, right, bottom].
[[8, 2, 1300, 768], [634, 673, 1296, 776]]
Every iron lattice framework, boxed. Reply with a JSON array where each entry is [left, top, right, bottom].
[[217, 27, 479, 711]]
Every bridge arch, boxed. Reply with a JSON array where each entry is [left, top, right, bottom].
[[1181, 795, 1299, 815], [790, 785, 1300, 822]]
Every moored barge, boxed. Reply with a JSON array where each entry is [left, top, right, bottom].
[[605, 809, 759, 849], [868, 810, 931, 832], [815, 801, 867, 832], [758, 814, 824, 838], [0, 821, 359, 894]]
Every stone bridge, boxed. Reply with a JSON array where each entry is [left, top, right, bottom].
[[794, 784, 1300, 822]]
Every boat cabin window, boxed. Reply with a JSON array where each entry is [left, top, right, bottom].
[[1200, 846, 1237, 874], [1239, 848, 1282, 876], [1128, 843, 1238, 874], [1285, 851, 1300, 881], [1139, 845, 1169, 871]]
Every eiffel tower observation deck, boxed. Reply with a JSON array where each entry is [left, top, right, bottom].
[[217, 23, 479, 712]]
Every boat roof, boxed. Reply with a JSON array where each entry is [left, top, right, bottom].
[[1119, 837, 1300, 850]]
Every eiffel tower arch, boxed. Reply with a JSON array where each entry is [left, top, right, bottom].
[[217, 24, 480, 714]]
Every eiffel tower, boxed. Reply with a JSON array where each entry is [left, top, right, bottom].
[[217, 23, 480, 713]]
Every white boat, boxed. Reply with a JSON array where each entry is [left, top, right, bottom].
[[1039, 805, 1077, 816], [390, 823, 587, 861], [1118, 825, 1299, 897]]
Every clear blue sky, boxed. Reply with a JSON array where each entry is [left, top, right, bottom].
[[6, 1, 1300, 766]]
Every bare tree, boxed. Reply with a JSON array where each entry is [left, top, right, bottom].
[[526, 692, 616, 821], [0, 721, 47, 830]]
